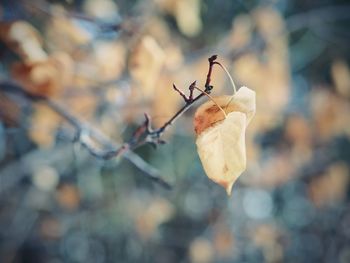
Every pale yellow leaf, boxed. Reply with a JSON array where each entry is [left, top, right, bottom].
[[194, 86, 256, 135], [194, 86, 255, 195], [196, 112, 247, 195]]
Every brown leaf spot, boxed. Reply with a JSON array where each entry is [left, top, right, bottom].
[[205, 105, 221, 114], [223, 164, 229, 174]]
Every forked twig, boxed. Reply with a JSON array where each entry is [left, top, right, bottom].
[[0, 55, 220, 189]]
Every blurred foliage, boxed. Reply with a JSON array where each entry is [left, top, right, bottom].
[[0, 0, 350, 262]]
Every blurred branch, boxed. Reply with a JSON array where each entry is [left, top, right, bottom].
[[22, 0, 136, 39], [118, 55, 217, 150], [286, 5, 350, 33], [56, 55, 217, 160], [0, 55, 219, 189], [0, 82, 171, 189]]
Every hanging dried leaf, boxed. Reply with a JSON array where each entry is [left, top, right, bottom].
[[194, 86, 256, 134], [194, 87, 256, 195]]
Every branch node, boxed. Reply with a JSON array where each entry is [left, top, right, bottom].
[[205, 85, 214, 93], [3, 54, 221, 190], [188, 81, 196, 102], [209, 55, 218, 63], [143, 113, 153, 132]]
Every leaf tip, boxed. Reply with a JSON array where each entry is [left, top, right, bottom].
[[225, 182, 234, 196]]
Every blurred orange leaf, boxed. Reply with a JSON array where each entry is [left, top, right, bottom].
[[11, 52, 73, 97], [0, 20, 47, 63], [129, 36, 165, 98]]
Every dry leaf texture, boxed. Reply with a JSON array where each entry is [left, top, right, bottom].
[[194, 87, 256, 195]]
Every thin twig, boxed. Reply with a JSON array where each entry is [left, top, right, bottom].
[[193, 86, 227, 118], [0, 55, 219, 189], [123, 55, 218, 149], [0, 81, 170, 188], [79, 55, 218, 159]]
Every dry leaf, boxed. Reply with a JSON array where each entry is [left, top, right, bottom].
[[189, 237, 214, 263], [0, 21, 47, 63], [29, 103, 61, 147], [331, 60, 350, 98], [194, 87, 256, 134], [11, 52, 73, 97], [45, 9, 91, 52], [151, 74, 182, 128], [93, 40, 126, 81], [155, 0, 202, 37], [194, 87, 256, 195], [175, 0, 202, 37], [196, 112, 246, 195], [232, 7, 289, 131], [83, 0, 119, 20], [129, 36, 165, 98]]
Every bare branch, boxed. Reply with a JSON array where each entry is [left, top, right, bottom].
[[0, 81, 171, 189], [123, 55, 218, 149], [0, 54, 219, 189], [172, 84, 188, 103]]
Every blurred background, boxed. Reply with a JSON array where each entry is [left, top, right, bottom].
[[0, 0, 350, 262]]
